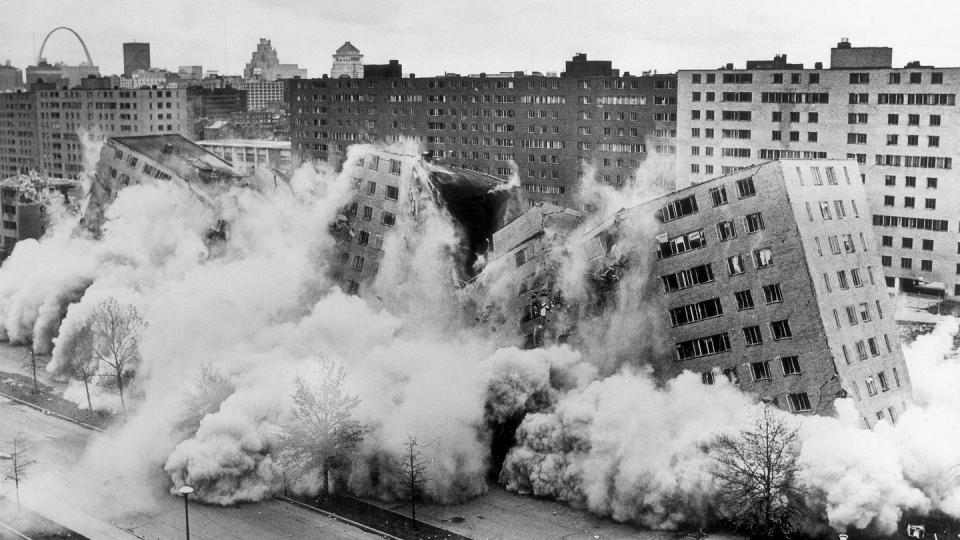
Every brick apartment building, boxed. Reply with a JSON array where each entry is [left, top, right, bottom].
[[289, 53, 678, 208], [676, 39, 960, 298], [86, 134, 244, 234], [470, 159, 911, 425], [1, 174, 79, 260], [327, 147, 520, 296], [0, 81, 191, 179]]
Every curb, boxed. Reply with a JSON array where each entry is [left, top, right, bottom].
[[277, 495, 404, 540], [0, 389, 103, 432]]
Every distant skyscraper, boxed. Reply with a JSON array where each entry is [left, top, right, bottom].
[[0, 60, 24, 91], [123, 42, 151, 76], [243, 38, 306, 81], [331, 42, 363, 78]]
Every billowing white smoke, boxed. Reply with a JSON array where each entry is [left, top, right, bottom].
[[5, 134, 960, 537]]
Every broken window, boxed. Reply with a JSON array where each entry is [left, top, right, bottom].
[[657, 229, 706, 259], [362, 206, 373, 220], [735, 177, 756, 198], [657, 195, 699, 223], [669, 298, 723, 327], [753, 248, 773, 268], [781, 356, 801, 376], [709, 186, 728, 206], [675, 333, 731, 360], [788, 392, 811, 412], [771, 320, 793, 340], [745, 212, 764, 233], [386, 185, 399, 200], [352, 255, 365, 271], [661, 264, 714, 292], [357, 230, 370, 246], [727, 254, 745, 275], [716, 220, 736, 241], [743, 325, 763, 345], [382, 211, 396, 227], [701, 372, 715, 385], [723, 367, 740, 385], [762, 283, 783, 303], [750, 361, 771, 381], [734, 290, 754, 310]]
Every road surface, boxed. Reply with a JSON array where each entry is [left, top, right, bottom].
[[0, 394, 378, 540]]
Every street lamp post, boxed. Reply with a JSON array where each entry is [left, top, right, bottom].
[[178, 485, 194, 540]]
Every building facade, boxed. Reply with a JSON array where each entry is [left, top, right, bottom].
[[0, 90, 40, 177], [0, 61, 24, 92], [676, 40, 960, 297], [34, 85, 190, 178], [0, 174, 79, 260], [197, 139, 291, 174], [470, 159, 911, 425], [290, 54, 678, 208], [123, 42, 151, 76], [237, 80, 286, 112], [331, 42, 363, 79]]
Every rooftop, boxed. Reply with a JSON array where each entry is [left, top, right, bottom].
[[197, 139, 290, 150], [336, 41, 361, 55]]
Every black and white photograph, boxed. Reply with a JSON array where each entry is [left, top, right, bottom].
[[1, 1, 960, 538]]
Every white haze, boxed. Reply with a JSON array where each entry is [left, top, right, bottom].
[[0, 140, 959, 535]]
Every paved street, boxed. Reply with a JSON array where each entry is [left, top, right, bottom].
[[0, 391, 378, 540]]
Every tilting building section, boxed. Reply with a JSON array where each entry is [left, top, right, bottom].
[[85, 134, 247, 234], [470, 159, 912, 426], [327, 148, 521, 295]]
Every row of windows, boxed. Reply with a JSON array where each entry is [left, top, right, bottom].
[[669, 284, 783, 327], [691, 71, 946, 85], [847, 113, 941, 126], [883, 175, 938, 188], [840, 334, 894, 365], [883, 195, 938, 209], [881, 235, 935, 251], [874, 154, 952, 169], [675, 318, 792, 360], [872, 214, 950, 232], [822, 266, 876, 291], [880, 255, 935, 272], [831, 300, 884, 329]]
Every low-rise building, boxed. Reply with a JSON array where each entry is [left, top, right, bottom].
[[198, 139, 292, 174], [1, 174, 79, 259]]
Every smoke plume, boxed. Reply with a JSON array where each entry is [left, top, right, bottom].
[[2, 138, 960, 538]]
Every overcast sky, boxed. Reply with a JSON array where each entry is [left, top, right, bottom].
[[3, 0, 960, 78]]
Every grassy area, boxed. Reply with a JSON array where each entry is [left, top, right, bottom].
[[287, 493, 472, 540], [0, 495, 89, 539], [0, 370, 113, 430]]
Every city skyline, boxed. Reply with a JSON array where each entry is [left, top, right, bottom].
[[3, 0, 960, 79]]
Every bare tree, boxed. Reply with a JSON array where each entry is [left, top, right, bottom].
[[22, 348, 39, 394], [397, 435, 427, 525], [89, 297, 145, 413], [2, 434, 34, 510], [175, 365, 234, 435], [712, 406, 806, 539], [278, 357, 366, 497], [60, 323, 97, 411]]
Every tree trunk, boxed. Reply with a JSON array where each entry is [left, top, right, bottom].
[[83, 378, 93, 411], [116, 368, 126, 413], [322, 464, 329, 498], [409, 450, 416, 524], [30, 350, 38, 392]]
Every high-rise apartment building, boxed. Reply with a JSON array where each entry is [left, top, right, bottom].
[[33, 85, 190, 178], [290, 53, 678, 207], [243, 39, 307, 81], [237, 80, 286, 112], [123, 42, 151, 77], [469, 159, 911, 425], [0, 91, 40, 177], [676, 40, 960, 297]]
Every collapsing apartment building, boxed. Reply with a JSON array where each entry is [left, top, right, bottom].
[[326, 147, 522, 295], [467, 159, 912, 427], [85, 134, 252, 236]]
